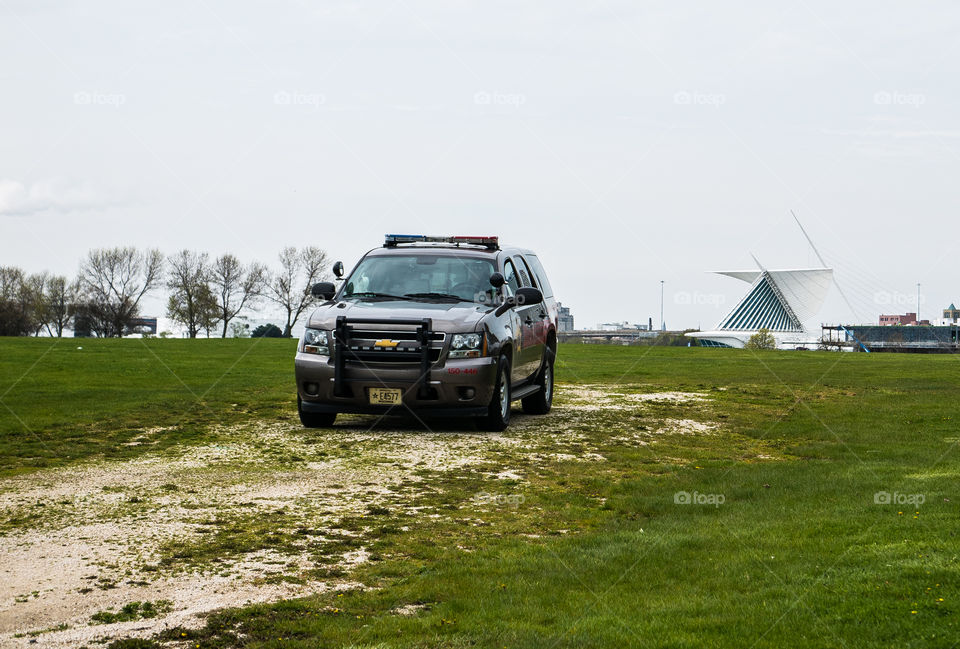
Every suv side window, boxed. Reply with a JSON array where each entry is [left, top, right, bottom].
[[524, 254, 554, 298], [502, 259, 520, 296], [514, 257, 533, 287], [516, 256, 537, 288]]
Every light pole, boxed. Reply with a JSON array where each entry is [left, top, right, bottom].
[[917, 282, 921, 324], [660, 280, 665, 331]]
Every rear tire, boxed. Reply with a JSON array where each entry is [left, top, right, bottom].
[[522, 346, 555, 415], [479, 355, 511, 431], [298, 396, 337, 428]]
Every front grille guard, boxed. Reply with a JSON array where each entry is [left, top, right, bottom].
[[333, 316, 434, 399]]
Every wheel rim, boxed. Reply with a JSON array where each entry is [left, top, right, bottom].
[[499, 375, 509, 419], [544, 365, 552, 402]]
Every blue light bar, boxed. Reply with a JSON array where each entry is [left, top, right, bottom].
[[385, 234, 427, 244]]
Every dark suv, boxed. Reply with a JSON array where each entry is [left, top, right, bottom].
[[294, 235, 558, 431]]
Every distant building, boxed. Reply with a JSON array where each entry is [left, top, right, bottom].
[[686, 265, 833, 349], [126, 317, 158, 336], [557, 302, 575, 332], [880, 313, 916, 326], [879, 313, 930, 326], [823, 323, 959, 353], [595, 321, 650, 332], [73, 315, 158, 338], [944, 304, 960, 323]]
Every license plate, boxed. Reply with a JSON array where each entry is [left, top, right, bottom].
[[369, 388, 403, 405]]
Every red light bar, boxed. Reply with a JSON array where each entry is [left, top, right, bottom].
[[452, 236, 499, 247]]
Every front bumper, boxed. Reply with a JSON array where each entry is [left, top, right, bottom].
[[294, 352, 498, 416]]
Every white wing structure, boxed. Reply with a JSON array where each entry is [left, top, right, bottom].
[[687, 267, 833, 349]]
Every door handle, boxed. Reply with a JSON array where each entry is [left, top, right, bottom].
[[524, 317, 534, 326]]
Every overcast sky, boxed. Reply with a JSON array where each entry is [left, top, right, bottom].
[[2, 1, 958, 330]]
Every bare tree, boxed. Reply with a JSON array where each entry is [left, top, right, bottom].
[[266, 246, 329, 337], [0, 267, 40, 336], [166, 250, 219, 338], [210, 254, 266, 338], [41, 275, 76, 337], [24, 272, 48, 336], [77, 247, 164, 337]]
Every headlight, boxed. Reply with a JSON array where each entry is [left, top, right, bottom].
[[449, 332, 483, 358], [302, 328, 331, 355]]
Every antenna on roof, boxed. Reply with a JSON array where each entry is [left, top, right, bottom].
[[790, 210, 861, 323]]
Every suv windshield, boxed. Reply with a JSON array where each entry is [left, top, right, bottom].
[[343, 254, 496, 303]]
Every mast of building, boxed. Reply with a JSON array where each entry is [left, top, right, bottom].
[[791, 210, 860, 323]]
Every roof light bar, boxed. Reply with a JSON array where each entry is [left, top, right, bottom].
[[384, 234, 499, 249]]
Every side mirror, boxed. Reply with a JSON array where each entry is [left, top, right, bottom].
[[311, 282, 336, 300], [333, 261, 344, 278], [489, 272, 505, 288], [515, 287, 543, 306], [494, 287, 543, 316]]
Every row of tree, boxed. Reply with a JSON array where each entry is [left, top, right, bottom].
[[0, 246, 329, 338]]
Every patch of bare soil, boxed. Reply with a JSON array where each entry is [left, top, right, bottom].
[[0, 385, 715, 648]]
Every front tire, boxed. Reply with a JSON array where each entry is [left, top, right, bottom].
[[522, 347, 554, 415], [479, 355, 511, 431], [298, 396, 337, 428]]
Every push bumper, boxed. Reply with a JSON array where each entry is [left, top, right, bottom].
[[294, 352, 498, 416]]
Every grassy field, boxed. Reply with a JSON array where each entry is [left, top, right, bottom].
[[1, 339, 958, 648], [0, 337, 298, 476]]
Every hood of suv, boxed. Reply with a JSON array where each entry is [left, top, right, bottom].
[[307, 299, 490, 333]]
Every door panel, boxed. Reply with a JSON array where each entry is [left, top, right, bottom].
[[501, 259, 528, 386], [513, 255, 545, 381]]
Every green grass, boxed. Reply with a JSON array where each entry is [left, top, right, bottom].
[[0, 337, 297, 475], [91, 600, 172, 624], [2, 339, 960, 647]]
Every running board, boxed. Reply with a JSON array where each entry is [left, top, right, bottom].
[[511, 384, 541, 401]]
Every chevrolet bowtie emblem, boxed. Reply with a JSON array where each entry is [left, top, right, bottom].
[[374, 339, 400, 348]]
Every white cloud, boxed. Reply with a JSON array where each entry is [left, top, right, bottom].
[[0, 179, 106, 217]]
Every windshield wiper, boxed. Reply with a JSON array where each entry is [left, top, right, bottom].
[[403, 292, 468, 302], [345, 292, 412, 301]]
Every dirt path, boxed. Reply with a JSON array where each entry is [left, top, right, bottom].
[[0, 385, 714, 648]]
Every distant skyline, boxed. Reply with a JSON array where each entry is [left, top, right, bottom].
[[3, 1, 960, 330]]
